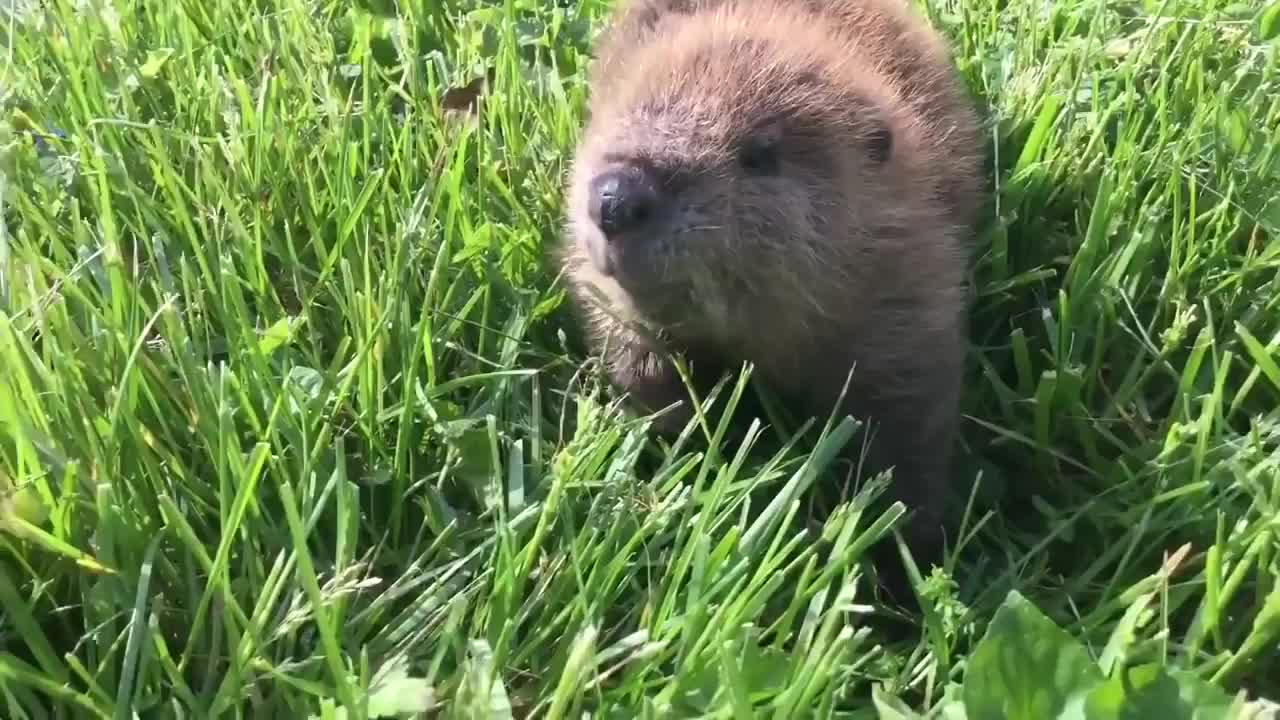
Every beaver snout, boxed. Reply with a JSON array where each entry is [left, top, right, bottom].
[[588, 164, 661, 240]]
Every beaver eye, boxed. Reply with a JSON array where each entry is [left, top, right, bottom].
[[738, 136, 780, 176]]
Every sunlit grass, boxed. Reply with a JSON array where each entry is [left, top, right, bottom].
[[1, 0, 1278, 715]]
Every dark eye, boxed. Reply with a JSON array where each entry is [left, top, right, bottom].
[[738, 136, 780, 175]]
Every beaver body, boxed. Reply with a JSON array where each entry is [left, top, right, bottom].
[[559, 0, 985, 589]]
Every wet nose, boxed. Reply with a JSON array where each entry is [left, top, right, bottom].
[[588, 166, 658, 239]]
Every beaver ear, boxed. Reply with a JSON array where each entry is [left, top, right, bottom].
[[755, 118, 786, 147], [739, 119, 785, 175], [865, 118, 893, 164], [842, 93, 893, 164], [622, 0, 705, 32]]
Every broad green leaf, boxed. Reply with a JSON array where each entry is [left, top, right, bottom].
[[453, 640, 513, 720], [139, 48, 175, 78], [257, 315, 301, 356], [962, 591, 1102, 720], [738, 641, 790, 697], [1258, 1, 1280, 41], [1083, 664, 1235, 720], [873, 684, 926, 719]]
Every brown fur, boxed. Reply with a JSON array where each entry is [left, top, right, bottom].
[[558, 0, 985, 593]]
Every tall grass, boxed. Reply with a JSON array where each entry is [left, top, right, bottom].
[[1, 0, 1278, 716]]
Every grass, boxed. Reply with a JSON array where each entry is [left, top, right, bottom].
[[1, 0, 1279, 715]]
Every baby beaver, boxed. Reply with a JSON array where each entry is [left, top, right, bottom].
[[559, 0, 985, 593]]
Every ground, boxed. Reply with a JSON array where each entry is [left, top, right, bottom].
[[1, 0, 1279, 717]]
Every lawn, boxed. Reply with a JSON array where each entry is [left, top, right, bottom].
[[2, 0, 1280, 716]]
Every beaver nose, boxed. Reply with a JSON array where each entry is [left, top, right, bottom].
[[588, 166, 658, 239]]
